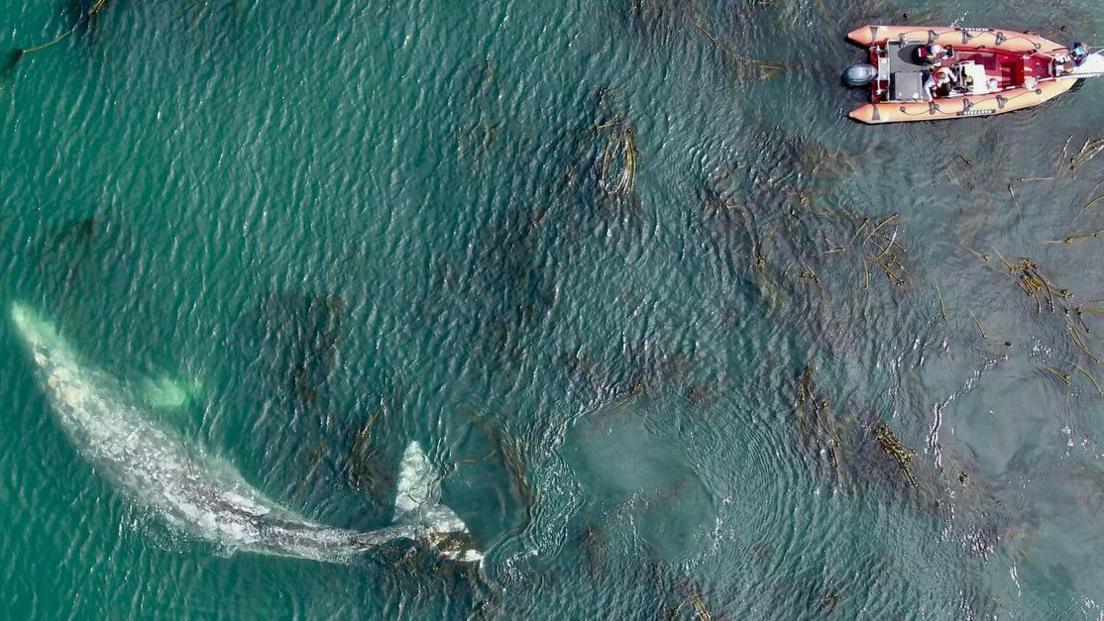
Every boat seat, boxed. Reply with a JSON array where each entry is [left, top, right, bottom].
[[892, 71, 925, 101], [888, 42, 930, 73]]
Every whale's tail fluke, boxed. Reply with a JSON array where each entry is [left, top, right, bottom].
[[394, 442, 483, 563]]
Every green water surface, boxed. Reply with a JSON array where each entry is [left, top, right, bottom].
[[3, 0, 1104, 618]]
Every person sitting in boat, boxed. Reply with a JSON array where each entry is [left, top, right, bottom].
[[924, 66, 958, 98], [1072, 43, 1090, 65], [916, 43, 951, 67], [1056, 43, 1091, 75]]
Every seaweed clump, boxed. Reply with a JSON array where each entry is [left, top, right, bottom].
[[596, 121, 639, 197], [850, 213, 909, 288], [794, 367, 847, 485], [695, 125, 908, 352], [872, 422, 917, 488], [241, 291, 348, 431], [285, 294, 345, 406], [979, 252, 1104, 394], [342, 403, 393, 500], [670, 590, 713, 621], [587, 88, 643, 214], [457, 409, 535, 537], [560, 339, 698, 406], [791, 369, 933, 495]]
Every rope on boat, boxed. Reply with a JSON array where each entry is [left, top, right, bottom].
[[884, 27, 1062, 52], [891, 87, 1045, 118]]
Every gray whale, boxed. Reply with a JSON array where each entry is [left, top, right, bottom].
[[11, 303, 482, 564]]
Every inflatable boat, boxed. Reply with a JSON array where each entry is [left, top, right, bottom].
[[843, 25, 1104, 124]]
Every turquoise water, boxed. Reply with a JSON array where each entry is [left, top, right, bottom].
[[3, 0, 1104, 617]]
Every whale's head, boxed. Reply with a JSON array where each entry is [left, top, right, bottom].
[[11, 303, 59, 352], [10, 303, 82, 379]]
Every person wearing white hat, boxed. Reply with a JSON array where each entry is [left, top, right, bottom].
[[923, 65, 958, 99]]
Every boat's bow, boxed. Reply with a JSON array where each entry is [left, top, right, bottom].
[[1068, 52, 1104, 78]]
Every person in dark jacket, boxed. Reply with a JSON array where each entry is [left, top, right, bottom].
[[916, 43, 951, 67]]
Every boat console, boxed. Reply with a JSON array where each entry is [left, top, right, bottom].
[[954, 62, 997, 94]]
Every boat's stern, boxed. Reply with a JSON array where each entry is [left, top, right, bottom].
[[848, 103, 884, 124]]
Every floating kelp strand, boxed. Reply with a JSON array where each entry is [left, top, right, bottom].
[[1081, 180, 1104, 210], [1046, 228, 1104, 245], [690, 14, 784, 80], [1076, 192, 1104, 217], [819, 232, 847, 254], [819, 593, 842, 615], [972, 314, 988, 340], [620, 0, 784, 80], [798, 260, 820, 286], [864, 214, 898, 244], [1069, 323, 1100, 364], [14, 0, 114, 62], [590, 89, 641, 202], [1041, 365, 1072, 385], [961, 245, 992, 265], [857, 213, 908, 287], [1074, 365, 1104, 396], [1057, 135, 1073, 173], [1007, 184, 1024, 217]]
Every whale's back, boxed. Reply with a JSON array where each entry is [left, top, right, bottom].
[[12, 303, 483, 564]]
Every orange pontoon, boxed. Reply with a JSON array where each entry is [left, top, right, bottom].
[[843, 25, 1102, 124]]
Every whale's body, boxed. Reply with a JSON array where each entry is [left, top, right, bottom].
[[11, 304, 481, 564]]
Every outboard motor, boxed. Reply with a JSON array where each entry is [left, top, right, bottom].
[[842, 63, 877, 87]]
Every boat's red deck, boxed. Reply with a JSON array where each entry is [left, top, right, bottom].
[[869, 44, 1059, 103], [943, 49, 1053, 87]]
